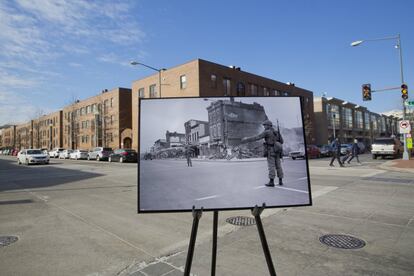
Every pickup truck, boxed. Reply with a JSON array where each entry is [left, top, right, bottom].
[[371, 138, 403, 159]]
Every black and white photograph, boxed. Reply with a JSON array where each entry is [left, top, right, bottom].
[[139, 97, 311, 212]]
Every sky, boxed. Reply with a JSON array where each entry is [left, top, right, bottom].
[[140, 97, 302, 151], [1, 0, 413, 126]]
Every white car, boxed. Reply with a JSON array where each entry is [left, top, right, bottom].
[[70, 150, 89, 160], [59, 149, 73, 159], [49, 148, 65, 158], [17, 149, 50, 165]]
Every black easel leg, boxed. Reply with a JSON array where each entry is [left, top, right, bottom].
[[184, 207, 203, 276], [252, 205, 276, 276], [211, 211, 218, 276]]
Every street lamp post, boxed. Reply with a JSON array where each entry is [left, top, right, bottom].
[[351, 34, 409, 160], [130, 61, 166, 98]]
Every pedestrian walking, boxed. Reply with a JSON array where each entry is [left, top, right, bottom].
[[345, 139, 362, 165], [329, 137, 344, 167], [241, 119, 284, 187], [184, 143, 193, 167]]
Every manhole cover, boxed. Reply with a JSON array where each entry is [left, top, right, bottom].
[[226, 216, 256, 226], [319, 234, 365, 249], [0, 236, 18, 247]]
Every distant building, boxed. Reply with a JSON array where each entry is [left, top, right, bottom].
[[62, 87, 132, 150], [165, 131, 186, 147], [184, 120, 209, 144], [313, 97, 401, 146], [131, 58, 315, 150], [153, 139, 168, 152], [206, 98, 267, 148], [32, 111, 63, 150], [1, 125, 16, 148], [15, 121, 34, 150]]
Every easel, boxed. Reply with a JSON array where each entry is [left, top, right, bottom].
[[184, 204, 276, 276]]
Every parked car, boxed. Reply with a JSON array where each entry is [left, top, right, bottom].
[[306, 144, 321, 159], [88, 147, 113, 161], [40, 148, 49, 155], [289, 149, 305, 160], [49, 148, 65, 158], [371, 137, 403, 159], [340, 144, 352, 156], [318, 144, 332, 157], [17, 149, 50, 165], [109, 149, 138, 163], [70, 150, 89, 160], [59, 149, 73, 159]]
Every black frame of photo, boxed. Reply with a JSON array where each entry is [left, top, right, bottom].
[[137, 96, 312, 213]]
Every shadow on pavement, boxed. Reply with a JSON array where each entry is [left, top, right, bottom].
[[0, 157, 104, 192]]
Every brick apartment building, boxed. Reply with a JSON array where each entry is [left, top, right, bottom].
[[15, 121, 33, 149], [314, 97, 401, 146], [62, 87, 132, 150], [131, 59, 315, 150], [32, 111, 63, 150], [1, 125, 16, 148]]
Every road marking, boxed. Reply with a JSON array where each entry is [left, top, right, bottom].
[[195, 195, 219, 201], [274, 186, 309, 194], [312, 186, 338, 198], [298, 176, 308, 180], [360, 170, 383, 177]]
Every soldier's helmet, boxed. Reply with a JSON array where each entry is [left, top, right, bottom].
[[262, 120, 273, 126]]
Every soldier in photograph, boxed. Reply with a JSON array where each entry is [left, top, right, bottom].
[[241, 119, 284, 187], [184, 143, 193, 167]]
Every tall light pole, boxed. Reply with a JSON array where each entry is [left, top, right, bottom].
[[351, 34, 409, 160], [130, 61, 166, 98]]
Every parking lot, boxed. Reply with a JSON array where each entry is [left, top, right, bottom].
[[1, 154, 413, 276]]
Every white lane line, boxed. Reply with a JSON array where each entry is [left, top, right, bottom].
[[253, 186, 266, 190], [298, 177, 308, 180], [361, 170, 383, 177], [195, 195, 219, 201], [274, 186, 309, 194]]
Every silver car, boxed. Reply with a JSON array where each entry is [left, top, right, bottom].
[[17, 149, 50, 165], [59, 149, 73, 159], [70, 150, 89, 160]]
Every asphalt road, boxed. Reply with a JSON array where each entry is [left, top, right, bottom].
[[0, 154, 413, 276], [140, 159, 310, 211]]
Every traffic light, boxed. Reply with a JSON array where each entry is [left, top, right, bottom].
[[362, 84, 371, 101], [401, 84, 408, 100]]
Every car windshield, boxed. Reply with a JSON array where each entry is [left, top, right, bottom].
[[27, 150, 42, 154], [374, 139, 394, 145]]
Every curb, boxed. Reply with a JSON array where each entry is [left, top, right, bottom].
[[378, 160, 414, 173]]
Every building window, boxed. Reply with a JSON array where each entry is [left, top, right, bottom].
[[86, 105, 91, 114], [342, 107, 353, 129], [111, 115, 115, 125], [371, 115, 378, 131], [138, 88, 145, 98], [223, 78, 231, 96], [249, 84, 258, 96], [149, 84, 157, 98], [211, 74, 217, 88], [237, 82, 245, 96], [364, 113, 370, 130], [85, 120, 89, 128], [110, 98, 113, 107], [355, 111, 363, 129], [327, 104, 340, 127], [263, 87, 270, 96], [180, 75, 187, 89]]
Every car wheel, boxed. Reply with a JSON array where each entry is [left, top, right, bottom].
[[292, 157, 296, 160], [17, 159, 21, 165], [372, 154, 377, 159], [120, 157, 123, 163]]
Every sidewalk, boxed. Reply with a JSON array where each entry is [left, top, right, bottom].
[[379, 157, 414, 173]]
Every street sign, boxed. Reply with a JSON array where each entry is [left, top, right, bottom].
[[406, 100, 414, 106], [407, 137, 413, 149], [399, 120, 411, 134]]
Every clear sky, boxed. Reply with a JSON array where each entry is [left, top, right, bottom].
[[140, 97, 302, 151], [1, 0, 413, 126]]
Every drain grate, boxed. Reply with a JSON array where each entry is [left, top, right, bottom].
[[319, 234, 365, 249], [0, 236, 18, 247], [226, 216, 256, 226]]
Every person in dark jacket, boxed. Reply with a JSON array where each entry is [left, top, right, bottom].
[[329, 137, 344, 167], [345, 139, 361, 165]]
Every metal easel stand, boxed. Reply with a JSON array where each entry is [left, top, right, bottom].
[[252, 204, 277, 276]]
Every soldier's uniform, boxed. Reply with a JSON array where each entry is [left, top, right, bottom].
[[242, 120, 284, 186], [184, 145, 193, 167]]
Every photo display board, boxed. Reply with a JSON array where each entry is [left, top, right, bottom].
[[138, 97, 312, 213]]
